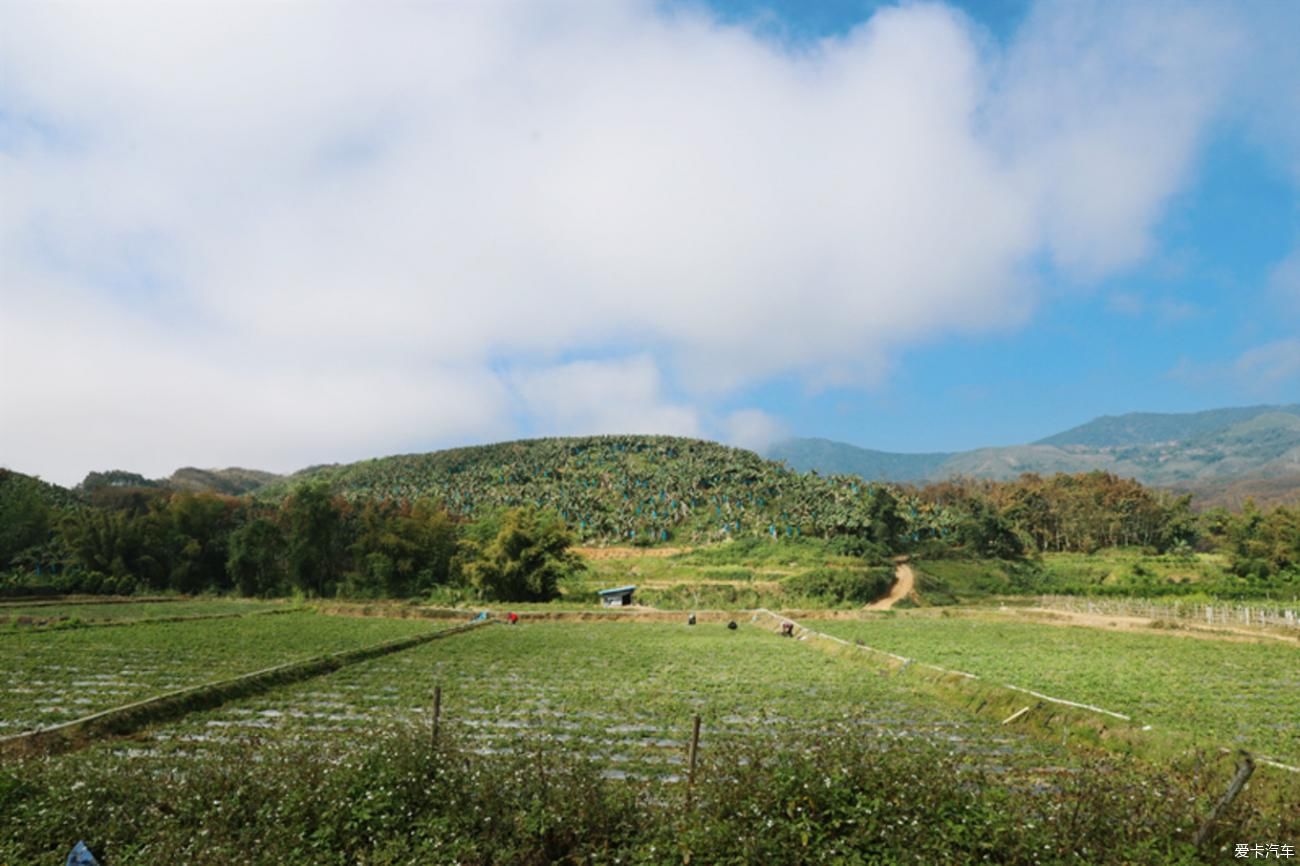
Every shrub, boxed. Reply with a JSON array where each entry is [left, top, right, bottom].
[[783, 566, 893, 606]]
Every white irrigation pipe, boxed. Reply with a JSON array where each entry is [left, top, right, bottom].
[[756, 609, 1127, 721], [754, 609, 1300, 773], [1257, 758, 1300, 773], [999, 684, 1131, 721]]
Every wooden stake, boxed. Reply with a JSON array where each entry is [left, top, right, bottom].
[[686, 714, 702, 807], [432, 685, 442, 745], [1195, 752, 1255, 848]]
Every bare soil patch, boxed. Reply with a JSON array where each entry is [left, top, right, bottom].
[[866, 563, 917, 611]]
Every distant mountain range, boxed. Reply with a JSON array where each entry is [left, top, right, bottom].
[[765, 405, 1300, 508], [13, 405, 1300, 512]]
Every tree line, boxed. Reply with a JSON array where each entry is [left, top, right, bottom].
[[0, 473, 582, 601], [4, 466, 1300, 599]]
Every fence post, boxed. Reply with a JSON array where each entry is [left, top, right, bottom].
[[432, 685, 442, 745], [1195, 752, 1254, 848], [686, 713, 702, 807]]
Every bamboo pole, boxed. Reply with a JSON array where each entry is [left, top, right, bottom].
[[432, 685, 442, 745], [686, 714, 702, 807]]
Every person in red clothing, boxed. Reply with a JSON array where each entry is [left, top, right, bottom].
[[507, 611, 519, 625]]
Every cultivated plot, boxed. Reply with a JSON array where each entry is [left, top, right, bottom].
[[816, 614, 1300, 764], [124, 620, 1069, 781], [0, 612, 436, 734]]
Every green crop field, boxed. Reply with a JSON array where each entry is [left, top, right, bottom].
[[0, 598, 288, 628], [815, 613, 1300, 764], [123, 621, 1055, 777], [0, 612, 434, 734], [1, 618, 1295, 864]]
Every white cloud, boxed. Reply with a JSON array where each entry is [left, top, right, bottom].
[[0, 289, 510, 484], [1168, 338, 1300, 395], [1268, 247, 1300, 310], [507, 356, 700, 439], [1232, 339, 1300, 387], [0, 0, 1266, 484], [722, 409, 786, 454], [989, 0, 1240, 276]]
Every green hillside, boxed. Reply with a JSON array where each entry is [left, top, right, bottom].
[[262, 435, 933, 546]]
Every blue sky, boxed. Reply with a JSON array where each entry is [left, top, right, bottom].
[[697, 0, 1300, 452], [2, 1, 1299, 484]]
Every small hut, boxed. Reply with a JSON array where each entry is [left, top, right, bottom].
[[597, 585, 637, 608]]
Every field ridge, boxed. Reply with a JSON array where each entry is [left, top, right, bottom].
[[0, 620, 491, 759]]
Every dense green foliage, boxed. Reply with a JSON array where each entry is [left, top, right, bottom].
[[458, 507, 581, 601], [914, 472, 1197, 554], [4, 724, 1280, 865], [0, 470, 51, 571], [262, 436, 926, 546], [1, 472, 584, 601], [781, 566, 894, 605]]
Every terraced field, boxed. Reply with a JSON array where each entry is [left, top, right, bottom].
[[816, 613, 1300, 764], [0, 612, 436, 734]]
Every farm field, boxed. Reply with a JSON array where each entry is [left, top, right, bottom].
[[0, 611, 435, 735], [815, 613, 1300, 764], [4, 618, 1296, 864], [0, 597, 288, 627], [122, 621, 1059, 778]]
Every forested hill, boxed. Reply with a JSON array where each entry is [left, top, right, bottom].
[[0, 469, 79, 510], [260, 435, 917, 546]]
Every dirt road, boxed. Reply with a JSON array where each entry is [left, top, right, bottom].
[[866, 562, 915, 610]]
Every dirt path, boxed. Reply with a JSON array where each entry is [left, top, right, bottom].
[[1014, 607, 1299, 645], [866, 563, 915, 610]]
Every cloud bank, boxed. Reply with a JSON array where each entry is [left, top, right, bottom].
[[0, 0, 1267, 484]]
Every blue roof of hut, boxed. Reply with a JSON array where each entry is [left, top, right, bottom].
[[597, 585, 638, 597]]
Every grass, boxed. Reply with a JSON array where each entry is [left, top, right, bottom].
[[1038, 550, 1236, 596], [567, 538, 889, 609], [0, 612, 435, 735], [910, 550, 1300, 603], [815, 613, 1300, 764]]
